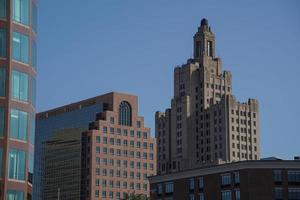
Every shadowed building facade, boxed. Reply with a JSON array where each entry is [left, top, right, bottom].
[[34, 92, 156, 200], [0, 0, 37, 199], [156, 19, 260, 175]]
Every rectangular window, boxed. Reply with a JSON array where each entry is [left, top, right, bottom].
[[221, 173, 231, 186], [32, 40, 37, 70], [31, 77, 36, 107], [189, 178, 194, 190], [7, 190, 24, 200], [8, 148, 26, 180], [235, 189, 240, 200], [199, 177, 204, 189], [10, 109, 28, 141], [234, 172, 240, 184], [165, 182, 174, 193], [12, 70, 29, 102], [221, 190, 231, 200], [207, 41, 213, 57], [157, 184, 162, 195], [28, 152, 33, 184], [274, 187, 283, 200], [0, 68, 6, 96], [288, 171, 300, 183], [0, 107, 4, 137], [13, 31, 29, 64], [273, 170, 282, 182], [288, 188, 300, 200], [0, 29, 6, 57], [32, 3, 37, 32], [199, 193, 204, 200], [13, 0, 29, 25], [29, 113, 35, 145], [0, 0, 6, 18]]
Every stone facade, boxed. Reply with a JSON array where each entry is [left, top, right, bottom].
[[156, 19, 260, 174]]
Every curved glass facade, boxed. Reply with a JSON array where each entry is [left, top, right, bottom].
[[0, 0, 37, 199]]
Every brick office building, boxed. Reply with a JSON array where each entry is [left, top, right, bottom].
[[149, 159, 300, 200], [34, 92, 156, 200], [0, 0, 37, 199]]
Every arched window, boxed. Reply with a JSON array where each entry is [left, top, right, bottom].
[[119, 101, 132, 126]]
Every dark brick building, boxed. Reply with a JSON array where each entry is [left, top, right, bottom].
[[149, 160, 300, 200]]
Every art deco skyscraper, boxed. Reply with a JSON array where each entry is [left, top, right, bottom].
[[156, 19, 259, 174], [0, 0, 37, 199]]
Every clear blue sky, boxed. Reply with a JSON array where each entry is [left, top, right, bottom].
[[37, 0, 300, 159]]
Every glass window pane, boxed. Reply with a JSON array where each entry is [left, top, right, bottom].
[[0, 68, 5, 96], [31, 77, 36, 106], [7, 190, 24, 200], [8, 148, 26, 180], [28, 152, 33, 184], [13, 0, 29, 25], [10, 109, 28, 141], [29, 113, 35, 145], [32, 40, 37, 70], [0, 29, 6, 57], [11, 70, 29, 102], [32, 3, 37, 32], [0, 0, 6, 18], [0, 107, 4, 137], [12, 32, 29, 64]]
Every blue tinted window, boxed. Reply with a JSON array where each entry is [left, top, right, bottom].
[[0, 107, 4, 137], [13, 0, 29, 25], [7, 190, 24, 200], [12, 70, 28, 102], [31, 77, 36, 106], [28, 152, 33, 184], [0, 0, 6, 18], [30, 113, 35, 145], [32, 3, 37, 32], [13, 32, 29, 64], [10, 109, 28, 141], [8, 148, 26, 180], [0, 68, 5, 96], [0, 148, 2, 177], [119, 101, 132, 126], [32, 40, 37, 70], [0, 29, 6, 57]]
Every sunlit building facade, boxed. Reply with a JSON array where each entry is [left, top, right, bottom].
[[34, 92, 156, 200], [0, 0, 37, 199]]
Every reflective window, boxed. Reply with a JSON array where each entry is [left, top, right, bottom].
[[165, 182, 174, 193], [118, 101, 132, 126], [0, 107, 4, 136], [0, 68, 5, 96], [13, 32, 29, 64], [221, 190, 231, 200], [0, 29, 6, 57], [13, 0, 29, 25], [10, 109, 28, 141], [8, 148, 26, 180], [28, 152, 33, 184], [32, 3, 37, 32], [31, 77, 36, 106], [274, 187, 283, 200], [288, 171, 300, 183], [7, 190, 24, 200], [0, 0, 6, 18], [32, 40, 37, 70], [29, 113, 35, 145], [12, 70, 28, 102], [289, 188, 300, 200], [221, 173, 231, 185]]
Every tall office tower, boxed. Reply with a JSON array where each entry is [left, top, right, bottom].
[[156, 19, 260, 175], [34, 92, 156, 200], [0, 0, 37, 200]]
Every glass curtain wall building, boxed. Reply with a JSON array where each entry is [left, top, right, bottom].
[[0, 0, 37, 199]]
